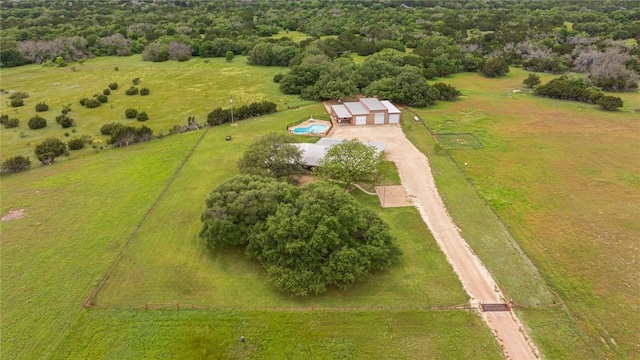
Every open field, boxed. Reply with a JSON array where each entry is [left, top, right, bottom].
[[0, 55, 311, 161], [0, 131, 203, 358], [409, 68, 639, 358], [1, 56, 500, 358], [51, 309, 501, 360]]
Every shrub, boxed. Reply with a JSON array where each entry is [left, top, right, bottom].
[[84, 99, 101, 108], [597, 96, 624, 111], [96, 94, 108, 103], [67, 138, 85, 150], [433, 82, 462, 101], [136, 111, 149, 121], [103, 88, 111, 95], [523, 73, 541, 88], [108, 82, 118, 90], [125, 87, 139, 95], [34, 137, 66, 165], [108, 124, 153, 147], [481, 57, 510, 78], [125, 108, 138, 119], [35, 102, 49, 112], [61, 104, 72, 114], [273, 73, 284, 83], [8, 91, 29, 100], [100, 122, 119, 135], [4, 118, 19, 128], [28, 115, 47, 129], [10, 98, 24, 107], [139, 87, 150, 95], [55, 114, 75, 128], [79, 98, 89, 106], [132, 77, 141, 85], [0, 114, 8, 124], [1, 155, 31, 174]]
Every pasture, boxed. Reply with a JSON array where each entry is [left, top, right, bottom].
[[0, 55, 311, 161], [1, 58, 501, 359], [410, 68, 640, 358]]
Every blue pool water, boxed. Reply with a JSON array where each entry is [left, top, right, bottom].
[[292, 124, 328, 134]]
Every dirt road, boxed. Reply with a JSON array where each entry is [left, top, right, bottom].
[[329, 124, 539, 360]]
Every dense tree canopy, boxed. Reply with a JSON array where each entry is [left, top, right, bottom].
[[238, 132, 302, 179], [199, 175, 401, 295]]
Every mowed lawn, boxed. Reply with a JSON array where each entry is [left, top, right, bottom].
[[95, 107, 468, 309], [0, 55, 311, 161], [410, 68, 640, 358]]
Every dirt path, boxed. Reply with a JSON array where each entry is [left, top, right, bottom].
[[329, 125, 540, 360]]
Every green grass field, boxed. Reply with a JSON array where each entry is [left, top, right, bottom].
[[1, 57, 502, 359], [411, 68, 640, 358], [0, 55, 311, 162]]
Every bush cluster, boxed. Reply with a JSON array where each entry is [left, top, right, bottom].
[[28, 115, 47, 129], [534, 76, 623, 111], [125, 87, 139, 95], [4, 118, 19, 128], [96, 94, 108, 103], [106, 123, 153, 147], [207, 100, 277, 126], [1, 155, 31, 175], [55, 114, 74, 128]]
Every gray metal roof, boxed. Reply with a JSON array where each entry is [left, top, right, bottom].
[[380, 100, 401, 114], [331, 104, 352, 119], [343, 101, 369, 115], [360, 97, 387, 111], [296, 139, 386, 167]]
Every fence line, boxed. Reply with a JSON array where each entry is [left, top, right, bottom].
[[82, 128, 210, 309]]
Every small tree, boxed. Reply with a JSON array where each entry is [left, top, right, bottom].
[[34, 137, 66, 165], [597, 96, 623, 111], [316, 139, 380, 188], [523, 73, 541, 88], [28, 115, 47, 129], [225, 50, 235, 62], [238, 132, 302, 179], [125, 108, 138, 119], [35, 102, 49, 112], [1, 155, 31, 174]]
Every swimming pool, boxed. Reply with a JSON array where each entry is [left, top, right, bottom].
[[292, 124, 328, 134]]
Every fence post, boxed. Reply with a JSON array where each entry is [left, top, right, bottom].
[[176, 303, 179, 311]]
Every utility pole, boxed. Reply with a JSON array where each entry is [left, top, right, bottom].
[[230, 96, 236, 126]]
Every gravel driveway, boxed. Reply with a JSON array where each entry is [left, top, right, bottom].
[[329, 124, 540, 360]]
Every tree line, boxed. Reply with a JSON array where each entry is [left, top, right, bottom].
[[1, 1, 638, 92]]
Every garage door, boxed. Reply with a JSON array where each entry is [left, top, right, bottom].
[[388, 114, 400, 124], [355, 116, 367, 125], [374, 112, 385, 124]]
